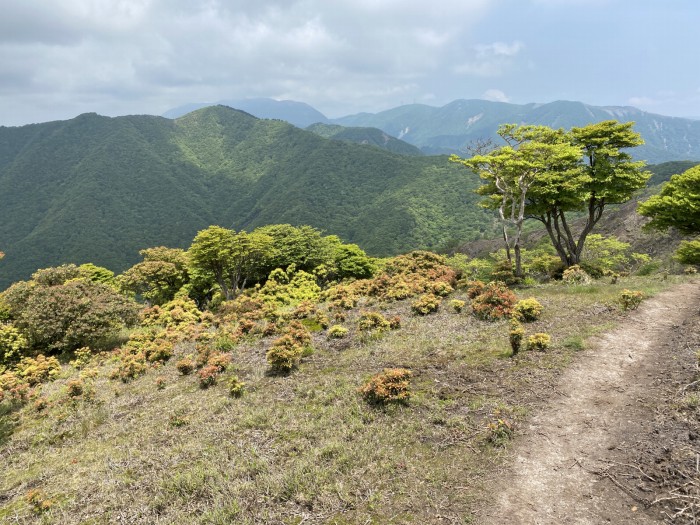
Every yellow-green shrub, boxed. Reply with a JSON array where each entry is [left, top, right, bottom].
[[411, 294, 441, 315], [513, 298, 544, 322], [526, 333, 551, 351], [328, 325, 349, 339], [16, 355, 61, 385], [618, 289, 644, 311]]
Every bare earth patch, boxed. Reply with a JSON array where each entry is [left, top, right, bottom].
[[479, 281, 700, 524]]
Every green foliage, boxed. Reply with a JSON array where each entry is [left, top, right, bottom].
[[470, 282, 517, 321], [639, 165, 700, 234], [580, 234, 650, 276], [188, 226, 274, 300], [509, 319, 525, 356], [513, 298, 544, 322], [0, 324, 28, 364], [490, 260, 519, 285], [328, 325, 349, 339], [2, 275, 139, 352], [618, 290, 644, 311], [452, 123, 583, 276], [118, 247, 188, 305], [411, 294, 441, 315], [258, 268, 322, 307], [675, 240, 700, 266], [78, 263, 116, 286], [359, 368, 412, 405], [358, 311, 391, 331], [15, 355, 61, 385], [450, 299, 466, 313], [228, 375, 245, 398], [526, 333, 551, 351], [141, 298, 202, 329]]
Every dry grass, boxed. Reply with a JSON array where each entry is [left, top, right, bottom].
[[0, 274, 688, 524]]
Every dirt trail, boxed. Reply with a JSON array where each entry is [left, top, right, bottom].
[[479, 282, 700, 524]]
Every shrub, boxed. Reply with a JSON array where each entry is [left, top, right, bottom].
[[359, 368, 412, 405], [176, 357, 195, 375], [228, 375, 245, 397], [25, 489, 54, 514], [358, 311, 390, 331], [155, 376, 167, 390], [110, 351, 147, 382], [66, 379, 84, 398], [675, 240, 700, 266], [471, 282, 517, 321], [450, 299, 466, 313], [490, 260, 519, 285], [509, 319, 525, 356], [267, 335, 304, 373], [513, 298, 544, 322], [70, 346, 93, 369], [0, 324, 28, 363], [562, 265, 592, 285], [0, 371, 29, 403], [411, 294, 441, 315], [465, 280, 487, 299], [207, 352, 231, 373], [618, 289, 644, 311], [526, 333, 551, 351], [328, 325, 349, 339], [486, 418, 514, 446], [388, 316, 401, 330], [430, 281, 454, 297], [197, 365, 219, 388], [16, 355, 61, 385], [3, 278, 139, 352]]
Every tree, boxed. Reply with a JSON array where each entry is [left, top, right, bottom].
[[253, 224, 333, 274], [455, 120, 649, 272], [451, 124, 581, 276], [118, 247, 189, 305], [188, 226, 273, 300], [638, 165, 700, 266], [638, 165, 700, 234], [529, 121, 649, 267]]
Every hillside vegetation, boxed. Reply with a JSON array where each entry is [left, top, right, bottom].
[[1, 236, 695, 523], [0, 106, 498, 288]]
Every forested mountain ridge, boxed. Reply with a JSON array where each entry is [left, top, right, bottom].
[[162, 98, 700, 164], [333, 100, 700, 162], [0, 106, 494, 289]]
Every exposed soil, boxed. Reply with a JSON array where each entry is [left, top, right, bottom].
[[479, 281, 700, 524]]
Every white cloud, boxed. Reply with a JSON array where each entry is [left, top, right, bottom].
[[454, 41, 525, 77], [482, 89, 510, 103], [0, 0, 498, 124]]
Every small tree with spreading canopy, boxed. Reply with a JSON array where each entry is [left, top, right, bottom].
[[188, 226, 273, 300]]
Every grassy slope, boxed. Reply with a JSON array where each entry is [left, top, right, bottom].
[[0, 275, 688, 524]]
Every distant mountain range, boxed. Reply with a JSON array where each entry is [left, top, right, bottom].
[[164, 98, 700, 164], [0, 106, 494, 288]]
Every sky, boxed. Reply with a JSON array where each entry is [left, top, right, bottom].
[[1, 0, 699, 127]]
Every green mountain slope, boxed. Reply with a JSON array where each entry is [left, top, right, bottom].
[[0, 106, 495, 288], [333, 100, 700, 163], [306, 123, 423, 156]]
